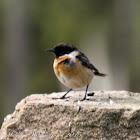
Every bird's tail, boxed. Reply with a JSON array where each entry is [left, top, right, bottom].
[[94, 72, 107, 77]]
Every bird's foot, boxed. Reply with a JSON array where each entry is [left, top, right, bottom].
[[52, 96, 70, 100], [87, 92, 95, 96]]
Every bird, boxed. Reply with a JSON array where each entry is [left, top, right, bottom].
[[47, 43, 106, 101]]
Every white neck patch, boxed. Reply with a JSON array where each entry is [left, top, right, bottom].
[[58, 50, 79, 63], [59, 51, 79, 58], [69, 51, 79, 58]]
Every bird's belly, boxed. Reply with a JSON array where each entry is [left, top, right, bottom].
[[59, 73, 93, 89], [54, 63, 94, 89]]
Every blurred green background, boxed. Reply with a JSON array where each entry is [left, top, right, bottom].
[[0, 0, 140, 125]]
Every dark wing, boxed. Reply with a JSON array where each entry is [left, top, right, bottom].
[[76, 52, 99, 72], [76, 52, 106, 77]]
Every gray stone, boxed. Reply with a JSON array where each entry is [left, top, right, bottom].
[[0, 91, 140, 140]]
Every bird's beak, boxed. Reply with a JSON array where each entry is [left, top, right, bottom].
[[45, 48, 55, 52]]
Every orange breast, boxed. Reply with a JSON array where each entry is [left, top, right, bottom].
[[53, 56, 94, 89], [53, 56, 80, 78]]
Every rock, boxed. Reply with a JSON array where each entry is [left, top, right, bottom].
[[0, 91, 140, 140]]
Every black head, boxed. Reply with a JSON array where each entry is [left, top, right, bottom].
[[47, 43, 78, 58]]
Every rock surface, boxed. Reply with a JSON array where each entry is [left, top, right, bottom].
[[0, 91, 140, 140]]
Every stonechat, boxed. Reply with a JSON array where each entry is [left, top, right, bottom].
[[47, 43, 106, 101]]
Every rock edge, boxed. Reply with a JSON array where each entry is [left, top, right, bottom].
[[0, 91, 140, 140]]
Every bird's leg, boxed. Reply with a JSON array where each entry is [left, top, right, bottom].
[[59, 88, 72, 99], [80, 85, 89, 101]]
